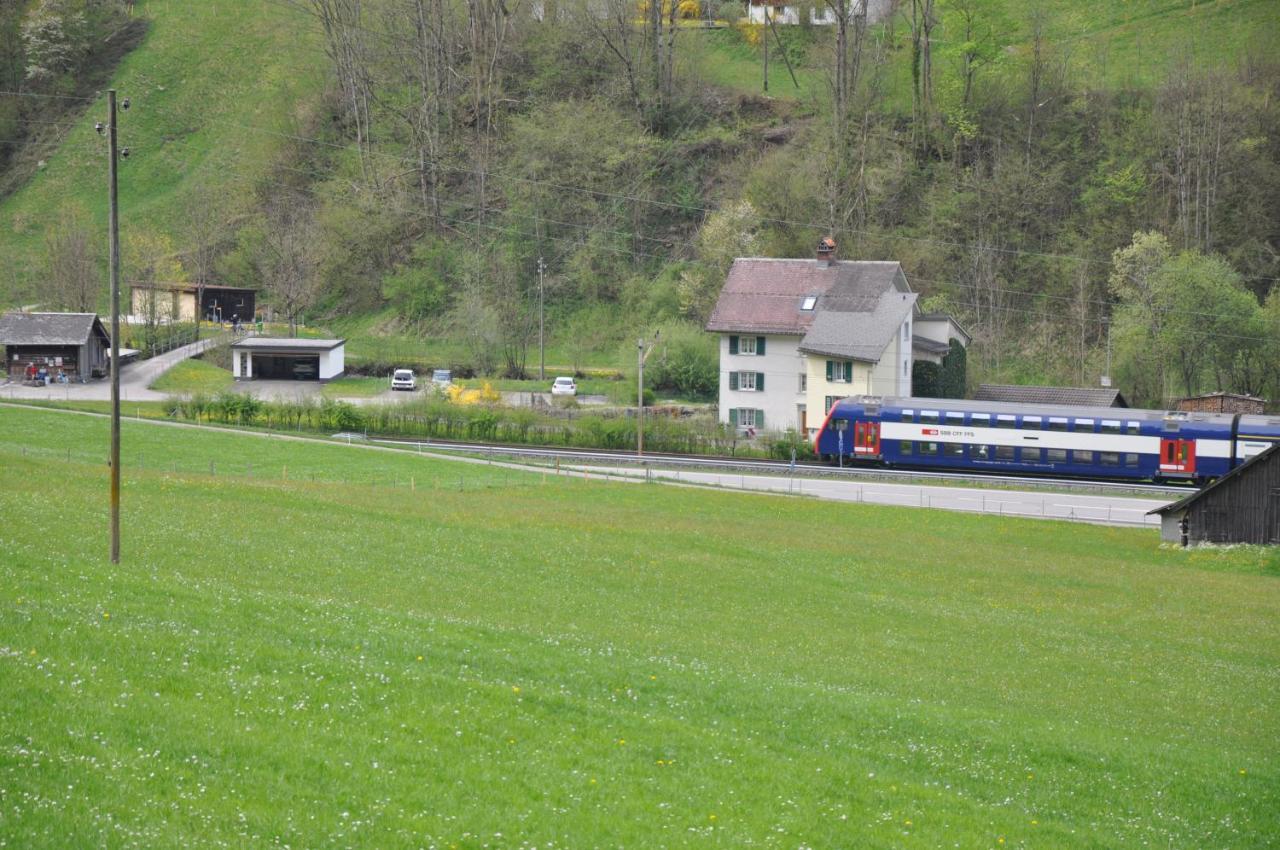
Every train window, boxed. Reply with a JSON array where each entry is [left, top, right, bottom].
[[901, 409, 914, 420], [946, 412, 964, 423], [920, 411, 939, 424], [971, 414, 990, 426], [1125, 453, 1140, 467], [1126, 422, 1141, 435], [919, 442, 938, 456], [1047, 448, 1067, 463], [1022, 448, 1042, 462], [943, 443, 964, 457], [1022, 416, 1041, 430], [1073, 450, 1094, 464], [973, 445, 990, 460], [995, 445, 1015, 461], [996, 415, 1016, 428], [899, 441, 913, 455], [1047, 418, 1069, 431], [1100, 420, 1122, 434], [1072, 419, 1095, 432], [1100, 452, 1120, 467]]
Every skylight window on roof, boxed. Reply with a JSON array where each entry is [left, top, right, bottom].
[[801, 295, 817, 311]]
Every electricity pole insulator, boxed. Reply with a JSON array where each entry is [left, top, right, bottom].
[[107, 89, 122, 563]]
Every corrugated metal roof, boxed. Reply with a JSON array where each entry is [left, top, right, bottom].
[[0, 312, 105, 346], [799, 291, 917, 361], [974, 383, 1129, 408]]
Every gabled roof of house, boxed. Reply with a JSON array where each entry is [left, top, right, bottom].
[[0, 312, 108, 346], [799, 290, 917, 362], [974, 383, 1129, 408], [705, 258, 907, 335], [916, 312, 973, 345], [1149, 444, 1279, 516]]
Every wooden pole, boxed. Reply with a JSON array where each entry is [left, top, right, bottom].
[[107, 89, 121, 564]]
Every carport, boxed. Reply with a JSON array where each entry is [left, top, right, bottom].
[[230, 337, 345, 381]]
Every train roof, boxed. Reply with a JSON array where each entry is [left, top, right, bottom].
[[837, 395, 1239, 425]]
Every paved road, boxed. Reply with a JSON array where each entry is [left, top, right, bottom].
[[0, 336, 222, 403], [565, 464, 1171, 528]]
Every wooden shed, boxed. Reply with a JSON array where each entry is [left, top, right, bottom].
[[0, 312, 111, 382], [1149, 445, 1280, 545]]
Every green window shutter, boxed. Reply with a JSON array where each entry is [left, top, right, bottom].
[[756, 336, 766, 355], [826, 360, 833, 381], [729, 408, 739, 426], [729, 372, 739, 390], [729, 335, 738, 355], [756, 372, 764, 392], [756, 409, 764, 429], [844, 361, 852, 382]]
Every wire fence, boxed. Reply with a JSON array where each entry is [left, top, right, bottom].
[[0, 441, 557, 494]]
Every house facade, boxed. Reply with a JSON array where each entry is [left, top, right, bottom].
[[707, 242, 963, 436]]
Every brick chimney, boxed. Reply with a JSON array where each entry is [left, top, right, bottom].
[[816, 236, 836, 266]]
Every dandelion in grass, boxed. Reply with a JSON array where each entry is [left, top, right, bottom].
[[512, 686, 520, 694]]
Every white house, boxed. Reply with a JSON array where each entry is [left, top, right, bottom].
[[705, 241, 965, 436], [230, 337, 346, 381]]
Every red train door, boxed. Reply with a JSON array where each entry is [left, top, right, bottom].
[[854, 420, 880, 456], [1159, 438, 1196, 475]]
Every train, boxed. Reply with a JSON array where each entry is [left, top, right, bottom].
[[813, 396, 1280, 484]]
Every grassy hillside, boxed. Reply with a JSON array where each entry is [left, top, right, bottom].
[[1, 405, 1277, 847], [0, 0, 325, 302]]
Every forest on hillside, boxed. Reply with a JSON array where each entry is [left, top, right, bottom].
[[2, 0, 1279, 406]]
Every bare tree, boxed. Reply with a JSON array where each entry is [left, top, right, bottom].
[[44, 206, 99, 312], [182, 187, 223, 332], [259, 193, 319, 337]]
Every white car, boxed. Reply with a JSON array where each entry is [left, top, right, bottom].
[[391, 369, 417, 391], [551, 376, 577, 396]]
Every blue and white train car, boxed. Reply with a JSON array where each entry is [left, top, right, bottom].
[[812, 396, 1279, 484]]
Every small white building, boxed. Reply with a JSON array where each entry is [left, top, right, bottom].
[[230, 337, 345, 381], [705, 241, 965, 436]]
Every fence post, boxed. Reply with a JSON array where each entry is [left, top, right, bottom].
[[209, 460, 215, 476]]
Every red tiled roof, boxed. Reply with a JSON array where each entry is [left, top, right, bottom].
[[705, 259, 905, 335]]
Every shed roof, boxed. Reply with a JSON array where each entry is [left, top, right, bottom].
[[131, 281, 257, 293], [799, 291, 917, 361], [705, 259, 907, 335], [974, 383, 1129, 408], [911, 335, 951, 356], [230, 336, 344, 352], [0, 312, 108, 346], [1149, 444, 1279, 516]]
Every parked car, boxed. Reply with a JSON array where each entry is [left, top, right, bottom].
[[431, 369, 453, 389], [291, 360, 318, 380], [391, 369, 417, 391], [551, 376, 577, 396]]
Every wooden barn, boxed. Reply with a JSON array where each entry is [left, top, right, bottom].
[[0, 312, 111, 382], [1150, 445, 1280, 545]]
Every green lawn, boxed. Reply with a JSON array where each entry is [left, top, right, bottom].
[[148, 359, 233, 394], [1, 405, 1277, 847], [321, 376, 390, 398]]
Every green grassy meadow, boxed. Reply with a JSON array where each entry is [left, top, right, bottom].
[[148, 358, 234, 394], [0, 0, 326, 298], [1, 405, 1277, 847]]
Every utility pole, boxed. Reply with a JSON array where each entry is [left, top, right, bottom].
[[637, 331, 660, 456], [537, 256, 546, 381], [106, 90, 123, 564], [762, 6, 769, 93]]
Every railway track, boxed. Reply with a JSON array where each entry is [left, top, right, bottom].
[[363, 435, 1192, 496]]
